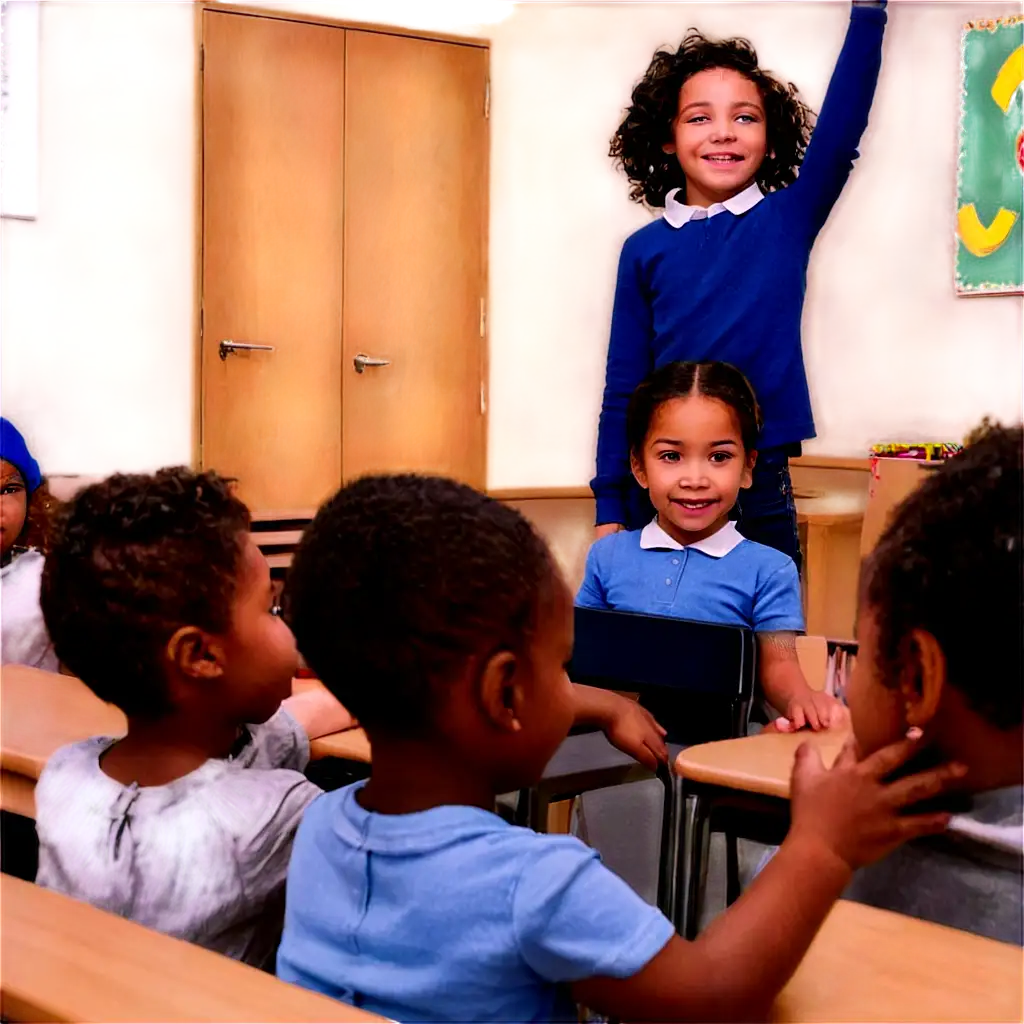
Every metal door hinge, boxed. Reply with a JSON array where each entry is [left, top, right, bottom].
[[480, 382, 487, 415], [479, 298, 486, 338], [485, 79, 490, 119]]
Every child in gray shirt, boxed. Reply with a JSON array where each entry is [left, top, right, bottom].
[[34, 469, 356, 969], [843, 424, 1023, 946]]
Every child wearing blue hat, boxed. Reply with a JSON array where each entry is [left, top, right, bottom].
[[1, 418, 59, 671]]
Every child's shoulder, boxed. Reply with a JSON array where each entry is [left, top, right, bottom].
[[730, 537, 799, 579], [589, 527, 644, 562], [621, 216, 674, 254], [0, 546, 44, 582]]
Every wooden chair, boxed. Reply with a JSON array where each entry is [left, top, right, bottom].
[[518, 607, 756, 929], [0, 874, 386, 1023]]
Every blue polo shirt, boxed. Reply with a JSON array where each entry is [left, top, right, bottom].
[[277, 782, 675, 1023], [576, 520, 804, 633]]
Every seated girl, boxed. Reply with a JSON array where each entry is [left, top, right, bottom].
[[843, 422, 1022, 945], [577, 361, 843, 732], [1, 418, 59, 672]]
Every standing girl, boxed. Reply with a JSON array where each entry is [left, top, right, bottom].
[[579, 362, 843, 731], [1, 418, 59, 672], [593, 1, 887, 567]]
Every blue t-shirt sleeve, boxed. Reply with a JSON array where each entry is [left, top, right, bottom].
[[592, 235, 655, 526], [576, 540, 611, 610], [513, 836, 674, 983], [752, 561, 805, 633]]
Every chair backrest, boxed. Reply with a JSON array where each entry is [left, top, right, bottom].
[[569, 607, 755, 744]]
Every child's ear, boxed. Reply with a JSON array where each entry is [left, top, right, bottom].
[[898, 629, 945, 730], [478, 649, 524, 735], [740, 449, 757, 490], [630, 451, 650, 491], [166, 626, 225, 682], [661, 140, 677, 155]]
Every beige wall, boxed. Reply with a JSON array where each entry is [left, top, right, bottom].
[[2, 1, 1020, 484], [1, 1, 195, 476]]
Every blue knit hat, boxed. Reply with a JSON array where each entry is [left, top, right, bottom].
[[0, 418, 42, 493]]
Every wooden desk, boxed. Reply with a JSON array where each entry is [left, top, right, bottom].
[[671, 729, 850, 938], [675, 728, 849, 799], [796, 490, 866, 640], [0, 874, 386, 1023], [0, 666, 370, 817], [774, 899, 1024, 1023]]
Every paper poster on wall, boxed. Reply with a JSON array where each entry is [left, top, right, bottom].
[[955, 15, 1023, 296], [0, 0, 40, 220]]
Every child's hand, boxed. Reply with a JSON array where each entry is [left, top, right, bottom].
[[594, 523, 624, 541], [603, 696, 668, 770], [778, 689, 847, 732], [283, 687, 358, 740], [788, 734, 965, 872]]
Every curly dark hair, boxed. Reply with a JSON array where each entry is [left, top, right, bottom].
[[284, 474, 556, 738], [611, 29, 815, 207], [20, 480, 61, 555], [627, 360, 762, 456], [40, 468, 250, 719], [864, 423, 1023, 730]]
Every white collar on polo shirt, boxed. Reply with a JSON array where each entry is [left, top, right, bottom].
[[662, 181, 764, 229], [639, 518, 744, 558]]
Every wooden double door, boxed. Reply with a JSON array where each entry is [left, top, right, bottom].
[[200, 10, 488, 514]]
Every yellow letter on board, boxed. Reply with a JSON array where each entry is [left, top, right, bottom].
[[957, 204, 1018, 257], [991, 45, 1024, 112]]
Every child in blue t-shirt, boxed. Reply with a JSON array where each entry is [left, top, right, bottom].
[[277, 472, 961, 1023], [594, 1, 887, 568], [580, 361, 842, 732]]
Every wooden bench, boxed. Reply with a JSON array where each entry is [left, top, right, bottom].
[[0, 874, 388, 1023], [1, 665, 370, 818]]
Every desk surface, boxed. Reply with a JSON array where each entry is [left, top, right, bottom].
[[795, 490, 867, 526], [774, 899, 1023, 1023], [0, 874, 386, 1023], [1, 665, 370, 786], [674, 729, 849, 799]]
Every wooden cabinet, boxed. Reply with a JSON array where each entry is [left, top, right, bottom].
[[199, 10, 488, 514]]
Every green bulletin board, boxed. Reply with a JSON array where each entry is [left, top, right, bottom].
[[956, 16, 1024, 296]]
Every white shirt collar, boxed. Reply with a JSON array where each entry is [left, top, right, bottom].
[[662, 182, 764, 229], [639, 518, 744, 558]]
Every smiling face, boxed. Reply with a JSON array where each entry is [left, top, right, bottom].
[[0, 460, 28, 561], [631, 394, 755, 545], [664, 67, 768, 207]]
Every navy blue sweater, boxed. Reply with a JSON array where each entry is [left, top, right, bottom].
[[593, 4, 887, 526]]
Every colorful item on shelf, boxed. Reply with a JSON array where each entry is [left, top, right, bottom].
[[869, 443, 963, 461]]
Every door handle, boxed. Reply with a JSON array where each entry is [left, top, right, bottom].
[[219, 340, 276, 361], [354, 353, 391, 373]]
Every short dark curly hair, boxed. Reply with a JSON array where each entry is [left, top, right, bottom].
[[864, 423, 1023, 729], [627, 360, 762, 456], [611, 29, 814, 207], [284, 474, 557, 738], [40, 468, 250, 719]]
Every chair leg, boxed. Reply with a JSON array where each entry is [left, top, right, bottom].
[[726, 831, 741, 905], [656, 764, 681, 923], [676, 790, 710, 940]]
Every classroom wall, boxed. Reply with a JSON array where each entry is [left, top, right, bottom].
[[2, 1, 1020, 483], [1, 0, 195, 476]]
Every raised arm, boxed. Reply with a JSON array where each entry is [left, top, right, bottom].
[[592, 237, 655, 528], [788, 1, 887, 238]]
